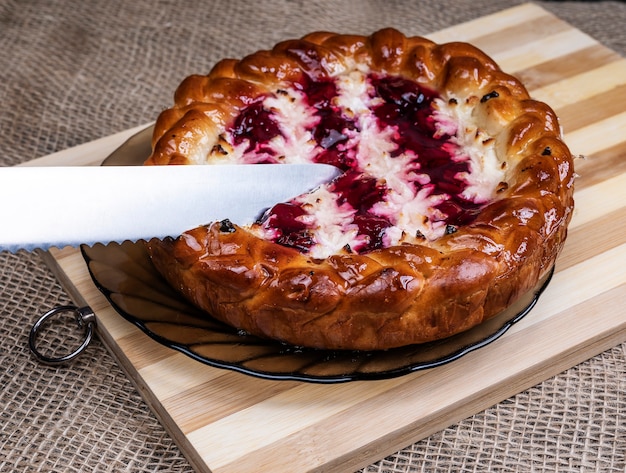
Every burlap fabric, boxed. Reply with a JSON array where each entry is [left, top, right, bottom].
[[1, 1, 624, 471]]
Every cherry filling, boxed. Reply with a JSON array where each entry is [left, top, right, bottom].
[[265, 203, 315, 252], [302, 77, 357, 170], [226, 73, 490, 255], [370, 77, 480, 227], [232, 100, 282, 157], [331, 171, 386, 213]]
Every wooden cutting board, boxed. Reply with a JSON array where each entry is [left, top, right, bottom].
[[30, 4, 626, 472]]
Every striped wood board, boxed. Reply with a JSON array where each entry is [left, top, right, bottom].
[[31, 4, 626, 472]]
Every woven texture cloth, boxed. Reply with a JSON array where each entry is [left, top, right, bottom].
[[1, 0, 624, 471]]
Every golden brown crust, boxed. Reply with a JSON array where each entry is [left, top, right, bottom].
[[144, 28, 575, 350]]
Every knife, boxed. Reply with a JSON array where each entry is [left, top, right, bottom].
[[0, 164, 341, 252]]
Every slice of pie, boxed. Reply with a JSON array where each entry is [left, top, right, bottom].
[[145, 28, 575, 350]]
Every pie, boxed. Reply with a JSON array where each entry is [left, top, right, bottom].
[[144, 28, 575, 351]]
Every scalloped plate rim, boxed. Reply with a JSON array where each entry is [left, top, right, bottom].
[[81, 243, 553, 383]]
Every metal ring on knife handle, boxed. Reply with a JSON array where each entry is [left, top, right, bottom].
[[29, 305, 97, 365]]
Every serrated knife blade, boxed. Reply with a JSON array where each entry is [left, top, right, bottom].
[[0, 164, 341, 252]]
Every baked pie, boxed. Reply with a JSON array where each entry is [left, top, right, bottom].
[[145, 28, 575, 350]]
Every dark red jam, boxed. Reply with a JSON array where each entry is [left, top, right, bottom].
[[302, 77, 358, 170], [331, 171, 386, 213], [262, 202, 308, 233], [227, 73, 487, 255], [232, 100, 282, 156], [370, 76, 479, 227]]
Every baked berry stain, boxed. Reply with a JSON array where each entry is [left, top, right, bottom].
[[480, 91, 499, 103], [445, 224, 458, 235], [219, 219, 236, 233]]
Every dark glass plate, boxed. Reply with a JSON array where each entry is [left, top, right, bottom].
[[81, 241, 553, 383], [84, 126, 553, 383]]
